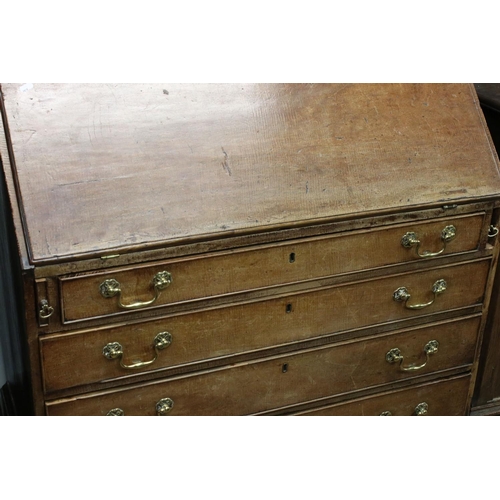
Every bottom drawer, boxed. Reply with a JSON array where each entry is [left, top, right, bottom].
[[294, 375, 471, 416]]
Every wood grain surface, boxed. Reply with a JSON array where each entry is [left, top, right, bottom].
[[45, 318, 478, 416], [294, 374, 471, 416], [2, 83, 499, 263], [58, 212, 485, 322], [40, 312, 481, 394]]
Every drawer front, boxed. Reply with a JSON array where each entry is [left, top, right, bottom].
[[295, 375, 471, 416], [42, 261, 489, 392], [59, 213, 484, 322], [45, 316, 479, 415]]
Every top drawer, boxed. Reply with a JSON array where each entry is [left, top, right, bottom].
[[60, 213, 484, 323]]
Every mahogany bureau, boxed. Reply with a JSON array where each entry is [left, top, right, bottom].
[[1, 83, 500, 416]]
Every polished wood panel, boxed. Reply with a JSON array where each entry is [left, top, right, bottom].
[[58, 259, 491, 331], [2, 84, 499, 416], [42, 256, 487, 393], [59, 213, 485, 322], [45, 317, 479, 415], [295, 375, 471, 416], [2, 84, 499, 264], [41, 258, 490, 394]]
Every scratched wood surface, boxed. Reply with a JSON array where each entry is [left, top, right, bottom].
[[44, 317, 478, 415], [59, 237, 490, 324], [294, 375, 471, 416], [40, 307, 480, 394], [2, 83, 500, 264]]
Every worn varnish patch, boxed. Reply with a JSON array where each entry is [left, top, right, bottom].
[[1, 83, 500, 263]]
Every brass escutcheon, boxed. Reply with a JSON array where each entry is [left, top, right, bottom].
[[99, 270, 172, 310], [386, 340, 439, 371], [393, 279, 447, 309], [102, 331, 172, 369], [401, 225, 456, 258], [156, 397, 174, 415]]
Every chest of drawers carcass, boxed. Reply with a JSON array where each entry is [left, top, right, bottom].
[[1, 83, 500, 416]]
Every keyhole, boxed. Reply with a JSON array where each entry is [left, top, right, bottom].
[[282, 363, 288, 373], [289, 252, 295, 263], [286, 303, 293, 313]]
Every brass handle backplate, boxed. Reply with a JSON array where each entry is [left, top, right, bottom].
[[413, 402, 429, 416], [106, 408, 125, 416], [488, 225, 499, 238], [99, 270, 172, 310], [39, 299, 54, 319], [156, 397, 174, 415], [106, 398, 175, 416], [386, 340, 439, 371], [393, 279, 447, 309], [401, 225, 456, 258], [103, 331, 172, 369], [379, 402, 429, 416]]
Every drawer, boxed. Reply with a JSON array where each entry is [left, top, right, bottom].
[[59, 213, 485, 323], [44, 316, 479, 415], [41, 261, 489, 393], [294, 375, 471, 416]]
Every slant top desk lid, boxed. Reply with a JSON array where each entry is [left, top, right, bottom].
[[1, 83, 500, 265]]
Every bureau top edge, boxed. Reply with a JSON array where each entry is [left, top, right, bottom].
[[30, 200, 496, 278], [2, 83, 500, 268]]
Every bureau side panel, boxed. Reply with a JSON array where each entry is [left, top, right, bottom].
[[0, 87, 31, 269]]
